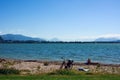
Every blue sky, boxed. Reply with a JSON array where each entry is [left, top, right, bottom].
[[0, 0, 120, 41]]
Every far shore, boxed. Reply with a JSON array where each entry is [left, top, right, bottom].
[[0, 58, 120, 74]]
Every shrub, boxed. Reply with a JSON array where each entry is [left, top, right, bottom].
[[86, 72, 93, 75], [49, 69, 76, 75], [43, 62, 49, 66], [0, 68, 20, 75]]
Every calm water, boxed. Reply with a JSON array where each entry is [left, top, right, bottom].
[[0, 43, 120, 64]]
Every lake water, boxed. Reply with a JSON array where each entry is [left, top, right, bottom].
[[0, 43, 120, 64]]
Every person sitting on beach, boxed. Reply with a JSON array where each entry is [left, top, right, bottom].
[[86, 58, 91, 65], [86, 58, 100, 65], [65, 59, 74, 69]]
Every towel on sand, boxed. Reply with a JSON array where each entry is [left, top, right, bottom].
[[78, 67, 89, 72]]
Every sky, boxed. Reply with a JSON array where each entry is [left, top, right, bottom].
[[0, 0, 120, 41]]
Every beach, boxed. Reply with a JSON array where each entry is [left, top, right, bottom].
[[0, 58, 120, 75]]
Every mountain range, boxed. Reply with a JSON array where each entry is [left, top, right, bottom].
[[95, 37, 120, 42], [50, 38, 61, 41], [0, 34, 120, 42], [0, 34, 45, 41]]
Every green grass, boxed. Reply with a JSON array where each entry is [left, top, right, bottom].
[[0, 74, 120, 80], [0, 68, 20, 75], [0, 69, 120, 80], [48, 69, 76, 75]]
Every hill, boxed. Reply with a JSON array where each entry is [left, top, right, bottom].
[[0, 36, 4, 42], [0, 34, 45, 41], [95, 37, 120, 42]]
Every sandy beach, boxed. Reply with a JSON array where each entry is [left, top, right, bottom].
[[0, 58, 120, 75]]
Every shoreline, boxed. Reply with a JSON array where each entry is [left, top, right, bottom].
[[1, 58, 120, 66], [0, 58, 120, 74], [0, 57, 120, 66]]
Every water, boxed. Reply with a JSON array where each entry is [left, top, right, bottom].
[[0, 43, 120, 64]]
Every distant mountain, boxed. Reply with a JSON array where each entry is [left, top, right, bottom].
[[0, 36, 4, 42], [0, 34, 45, 41], [95, 37, 120, 42], [116, 40, 120, 42], [50, 38, 61, 41]]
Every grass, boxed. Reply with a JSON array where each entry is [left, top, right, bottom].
[[0, 74, 120, 80], [0, 68, 20, 75], [48, 69, 76, 75], [0, 70, 120, 80]]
